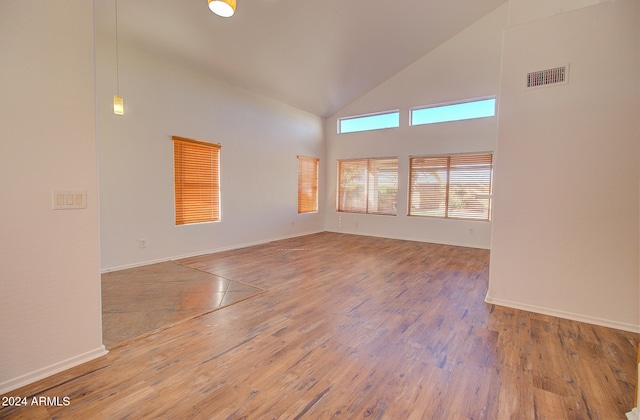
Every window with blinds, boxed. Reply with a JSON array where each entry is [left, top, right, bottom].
[[338, 158, 398, 215], [409, 153, 492, 220], [298, 156, 319, 214], [173, 136, 221, 225]]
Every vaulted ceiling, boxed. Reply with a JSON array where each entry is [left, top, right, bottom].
[[97, 0, 507, 117]]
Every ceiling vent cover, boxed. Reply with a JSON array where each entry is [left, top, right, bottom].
[[526, 65, 568, 89]]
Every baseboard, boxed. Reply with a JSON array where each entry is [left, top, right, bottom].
[[324, 228, 491, 250], [0, 346, 108, 395], [101, 230, 324, 273], [101, 230, 487, 274], [485, 295, 640, 333]]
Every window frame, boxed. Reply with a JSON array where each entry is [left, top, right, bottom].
[[338, 110, 400, 134], [172, 136, 221, 226], [410, 97, 496, 126], [408, 152, 493, 221], [297, 155, 319, 214], [337, 157, 399, 216]]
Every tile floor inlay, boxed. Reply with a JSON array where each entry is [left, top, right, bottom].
[[101, 261, 264, 348]]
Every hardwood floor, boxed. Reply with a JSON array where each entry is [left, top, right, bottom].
[[1, 232, 638, 419]]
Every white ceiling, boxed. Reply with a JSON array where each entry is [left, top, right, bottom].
[[98, 0, 507, 117]]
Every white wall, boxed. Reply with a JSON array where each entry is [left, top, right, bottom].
[[324, 4, 508, 249], [488, 0, 640, 331], [96, 1, 325, 271], [0, 1, 106, 393]]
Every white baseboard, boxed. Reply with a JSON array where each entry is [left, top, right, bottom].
[[0, 346, 108, 395], [101, 230, 324, 273], [485, 295, 640, 333]]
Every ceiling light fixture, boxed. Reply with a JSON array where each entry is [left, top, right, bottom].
[[208, 0, 236, 17]]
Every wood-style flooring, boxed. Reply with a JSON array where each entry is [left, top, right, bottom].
[[1, 232, 638, 419]]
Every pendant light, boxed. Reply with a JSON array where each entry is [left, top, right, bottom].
[[113, 0, 124, 115], [113, 95, 124, 115], [208, 0, 236, 17]]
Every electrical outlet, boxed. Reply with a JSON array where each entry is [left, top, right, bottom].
[[138, 239, 147, 248]]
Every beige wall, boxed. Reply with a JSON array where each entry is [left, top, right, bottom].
[[324, 4, 508, 249], [488, 0, 640, 331], [0, 1, 106, 393], [507, 0, 613, 26], [96, 0, 325, 271]]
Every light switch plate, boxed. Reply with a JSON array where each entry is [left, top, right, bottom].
[[53, 190, 87, 210]]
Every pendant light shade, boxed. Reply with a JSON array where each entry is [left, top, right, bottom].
[[113, 95, 124, 115], [208, 0, 236, 17]]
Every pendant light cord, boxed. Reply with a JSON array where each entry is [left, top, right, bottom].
[[115, 0, 120, 95]]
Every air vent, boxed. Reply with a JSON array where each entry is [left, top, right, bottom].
[[526, 65, 568, 88]]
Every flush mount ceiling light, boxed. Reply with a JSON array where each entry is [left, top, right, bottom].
[[208, 0, 236, 17]]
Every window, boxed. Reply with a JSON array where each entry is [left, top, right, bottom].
[[338, 158, 398, 215], [298, 156, 319, 214], [338, 110, 400, 134], [411, 98, 495, 126], [409, 153, 493, 220], [173, 136, 221, 225]]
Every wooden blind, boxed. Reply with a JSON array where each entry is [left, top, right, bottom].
[[173, 136, 221, 225], [338, 158, 398, 215], [298, 156, 319, 214], [338, 160, 368, 213], [409, 153, 492, 220]]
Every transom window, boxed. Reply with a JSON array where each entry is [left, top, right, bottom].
[[409, 153, 493, 220], [411, 98, 496, 126], [338, 110, 400, 134], [338, 158, 398, 215]]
